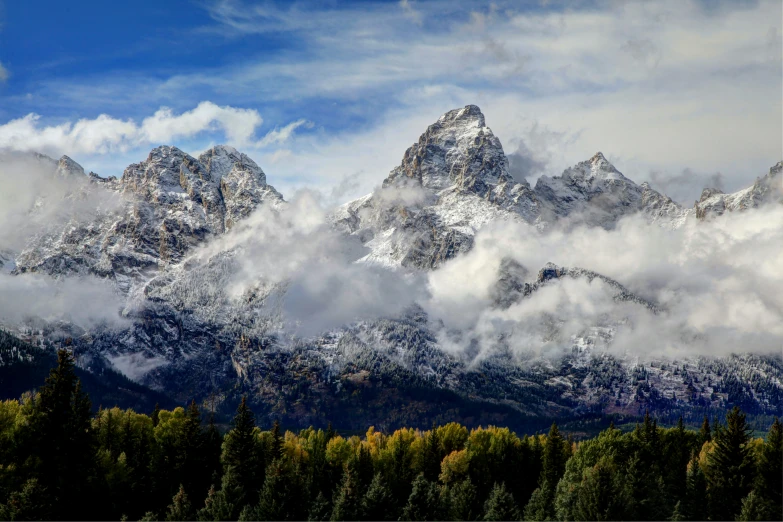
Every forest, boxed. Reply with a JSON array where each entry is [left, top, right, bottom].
[[0, 350, 780, 521]]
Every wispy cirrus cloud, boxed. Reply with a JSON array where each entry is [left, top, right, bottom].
[[399, 0, 424, 26], [256, 119, 313, 147]]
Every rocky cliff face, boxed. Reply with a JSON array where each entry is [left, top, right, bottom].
[[695, 161, 782, 219], [13, 145, 284, 291], [2, 106, 781, 427], [333, 106, 700, 270]]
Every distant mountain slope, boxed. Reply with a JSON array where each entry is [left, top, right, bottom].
[[0, 329, 173, 411], [0, 105, 780, 429], [695, 161, 782, 219], [332, 106, 694, 269], [14, 145, 284, 291]]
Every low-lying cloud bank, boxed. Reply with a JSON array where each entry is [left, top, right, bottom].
[[0, 272, 126, 330], [183, 190, 428, 337], [0, 154, 127, 329], [0, 153, 122, 251], [195, 181, 782, 360], [425, 206, 783, 360], [1, 147, 780, 362]]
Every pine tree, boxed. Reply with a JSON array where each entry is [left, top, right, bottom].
[[0, 478, 51, 521], [736, 491, 766, 522], [21, 349, 96, 520], [237, 504, 258, 521], [360, 473, 396, 521], [483, 482, 521, 521], [204, 412, 224, 491], [753, 417, 782, 521], [699, 415, 711, 446], [400, 474, 445, 521], [669, 501, 685, 521], [152, 403, 161, 427], [308, 491, 332, 522], [197, 467, 243, 521], [221, 397, 263, 509], [706, 406, 755, 521], [663, 416, 691, 509], [523, 486, 548, 521], [420, 427, 442, 482], [177, 401, 206, 502], [257, 459, 308, 521], [541, 423, 566, 497], [446, 478, 478, 521], [527, 422, 567, 520], [354, 444, 375, 494], [626, 412, 667, 520], [271, 418, 283, 459], [331, 463, 362, 521], [165, 484, 194, 521], [683, 452, 708, 521], [572, 459, 630, 522]]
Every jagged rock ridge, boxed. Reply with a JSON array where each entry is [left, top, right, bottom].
[[13, 145, 284, 290], [1, 105, 781, 427]]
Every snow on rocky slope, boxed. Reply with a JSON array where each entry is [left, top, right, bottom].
[[332, 106, 694, 269], [13, 145, 284, 292], [694, 161, 782, 219], [1, 105, 781, 426]]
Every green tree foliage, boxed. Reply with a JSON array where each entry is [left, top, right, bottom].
[[331, 463, 362, 521], [256, 458, 308, 521], [736, 490, 768, 522], [445, 478, 479, 521], [706, 407, 755, 521], [752, 417, 782, 521], [483, 482, 520, 521], [400, 474, 445, 521], [21, 350, 96, 520], [1, 356, 781, 521], [525, 422, 567, 520], [221, 396, 263, 512], [683, 452, 708, 521], [361, 473, 395, 521], [166, 484, 194, 522]]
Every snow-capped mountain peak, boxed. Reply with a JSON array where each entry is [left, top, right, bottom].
[[382, 104, 514, 196], [198, 144, 267, 185], [55, 155, 85, 178], [695, 160, 782, 219]]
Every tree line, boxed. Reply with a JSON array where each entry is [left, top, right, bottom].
[[0, 350, 780, 521]]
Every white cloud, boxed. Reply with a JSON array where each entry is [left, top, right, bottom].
[[424, 205, 783, 360], [0, 101, 265, 156], [172, 190, 426, 336], [256, 119, 312, 147], [180, 0, 780, 203], [139, 102, 263, 146], [399, 0, 423, 26], [2, 0, 780, 202], [0, 272, 126, 330], [0, 62, 8, 82]]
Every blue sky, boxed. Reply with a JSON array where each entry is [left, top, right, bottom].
[[0, 0, 780, 203]]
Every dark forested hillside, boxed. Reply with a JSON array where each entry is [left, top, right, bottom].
[[0, 349, 780, 521], [0, 329, 173, 412]]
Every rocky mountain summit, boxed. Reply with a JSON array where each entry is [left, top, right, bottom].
[[1, 105, 781, 428], [333, 106, 700, 270], [13, 145, 284, 290], [695, 160, 782, 219]]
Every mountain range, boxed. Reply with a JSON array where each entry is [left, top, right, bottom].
[[1, 105, 781, 430]]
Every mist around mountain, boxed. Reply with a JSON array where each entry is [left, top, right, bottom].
[[0, 105, 781, 430]]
